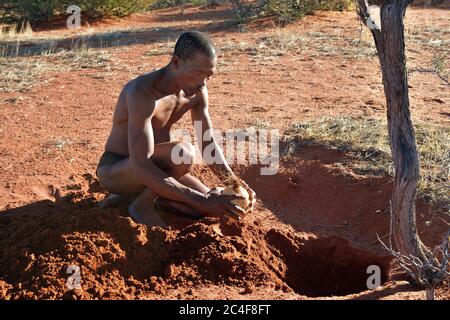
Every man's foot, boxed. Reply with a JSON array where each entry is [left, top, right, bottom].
[[128, 189, 167, 227]]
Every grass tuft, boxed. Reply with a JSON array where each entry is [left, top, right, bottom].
[[285, 116, 449, 207]]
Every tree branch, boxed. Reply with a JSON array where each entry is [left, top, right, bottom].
[[356, 0, 383, 56], [408, 67, 450, 86]]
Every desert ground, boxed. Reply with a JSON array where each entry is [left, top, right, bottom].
[[0, 2, 449, 300]]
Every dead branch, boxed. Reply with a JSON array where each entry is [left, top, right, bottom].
[[408, 67, 450, 86], [356, 0, 383, 62], [377, 203, 449, 296]]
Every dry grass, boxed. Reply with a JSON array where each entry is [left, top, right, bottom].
[[0, 46, 114, 92], [0, 57, 56, 92], [0, 24, 148, 93], [309, 32, 377, 59], [285, 116, 449, 208], [0, 25, 164, 58], [406, 23, 449, 84], [218, 33, 305, 58], [41, 138, 74, 159], [0, 21, 33, 40], [218, 30, 377, 61], [406, 25, 450, 50], [44, 138, 73, 150], [49, 47, 112, 70], [218, 21, 447, 63], [143, 40, 175, 57], [408, 54, 449, 86], [251, 118, 272, 130]]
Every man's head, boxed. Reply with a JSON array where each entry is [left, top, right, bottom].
[[170, 31, 217, 96]]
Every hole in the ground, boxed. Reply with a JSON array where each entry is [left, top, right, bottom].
[[266, 230, 391, 297]]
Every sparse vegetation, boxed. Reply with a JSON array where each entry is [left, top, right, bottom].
[[218, 30, 376, 60], [0, 1, 448, 301], [50, 47, 112, 70], [229, 0, 354, 26], [0, 0, 155, 24], [0, 57, 56, 92], [45, 138, 73, 150], [0, 21, 33, 40], [251, 119, 272, 129], [285, 116, 449, 207], [143, 41, 175, 56], [0, 47, 113, 92]]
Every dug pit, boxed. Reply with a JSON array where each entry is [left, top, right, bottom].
[[265, 230, 391, 297]]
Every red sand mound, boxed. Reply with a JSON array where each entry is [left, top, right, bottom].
[[0, 147, 448, 300], [0, 195, 390, 300], [0, 174, 388, 299]]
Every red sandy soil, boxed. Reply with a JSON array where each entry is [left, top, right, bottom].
[[0, 3, 449, 300]]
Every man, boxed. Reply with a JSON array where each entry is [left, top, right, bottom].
[[96, 31, 255, 227]]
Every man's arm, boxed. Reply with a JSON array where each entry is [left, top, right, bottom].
[[126, 83, 245, 219], [191, 86, 234, 180], [127, 83, 206, 208], [191, 87, 256, 210]]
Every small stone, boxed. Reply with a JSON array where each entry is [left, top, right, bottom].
[[243, 286, 253, 294], [96, 287, 104, 297], [281, 284, 290, 292]]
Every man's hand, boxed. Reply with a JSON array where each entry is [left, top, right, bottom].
[[242, 181, 256, 212], [190, 87, 256, 213], [231, 177, 256, 213], [194, 190, 247, 221]]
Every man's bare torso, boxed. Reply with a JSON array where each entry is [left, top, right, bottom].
[[104, 71, 199, 156]]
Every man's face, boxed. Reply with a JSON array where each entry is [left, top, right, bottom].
[[174, 52, 217, 96]]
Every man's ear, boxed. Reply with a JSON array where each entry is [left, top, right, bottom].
[[171, 55, 180, 70]]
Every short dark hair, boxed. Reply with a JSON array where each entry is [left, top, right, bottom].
[[173, 31, 216, 61]]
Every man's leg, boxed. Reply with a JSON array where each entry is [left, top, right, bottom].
[[128, 188, 166, 227], [97, 141, 207, 226], [128, 143, 211, 225]]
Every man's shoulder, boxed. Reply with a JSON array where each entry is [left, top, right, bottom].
[[122, 77, 159, 119], [126, 74, 154, 96], [124, 74, 158, 106]]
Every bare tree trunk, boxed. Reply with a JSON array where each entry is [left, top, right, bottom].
[[426, 286, 435, 300], [357, 1, 450, 290], [360, 0, 429, 262], [378, 0, 429, 261]]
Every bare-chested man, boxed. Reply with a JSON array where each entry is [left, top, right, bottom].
[[96, 31, 255, 227]]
